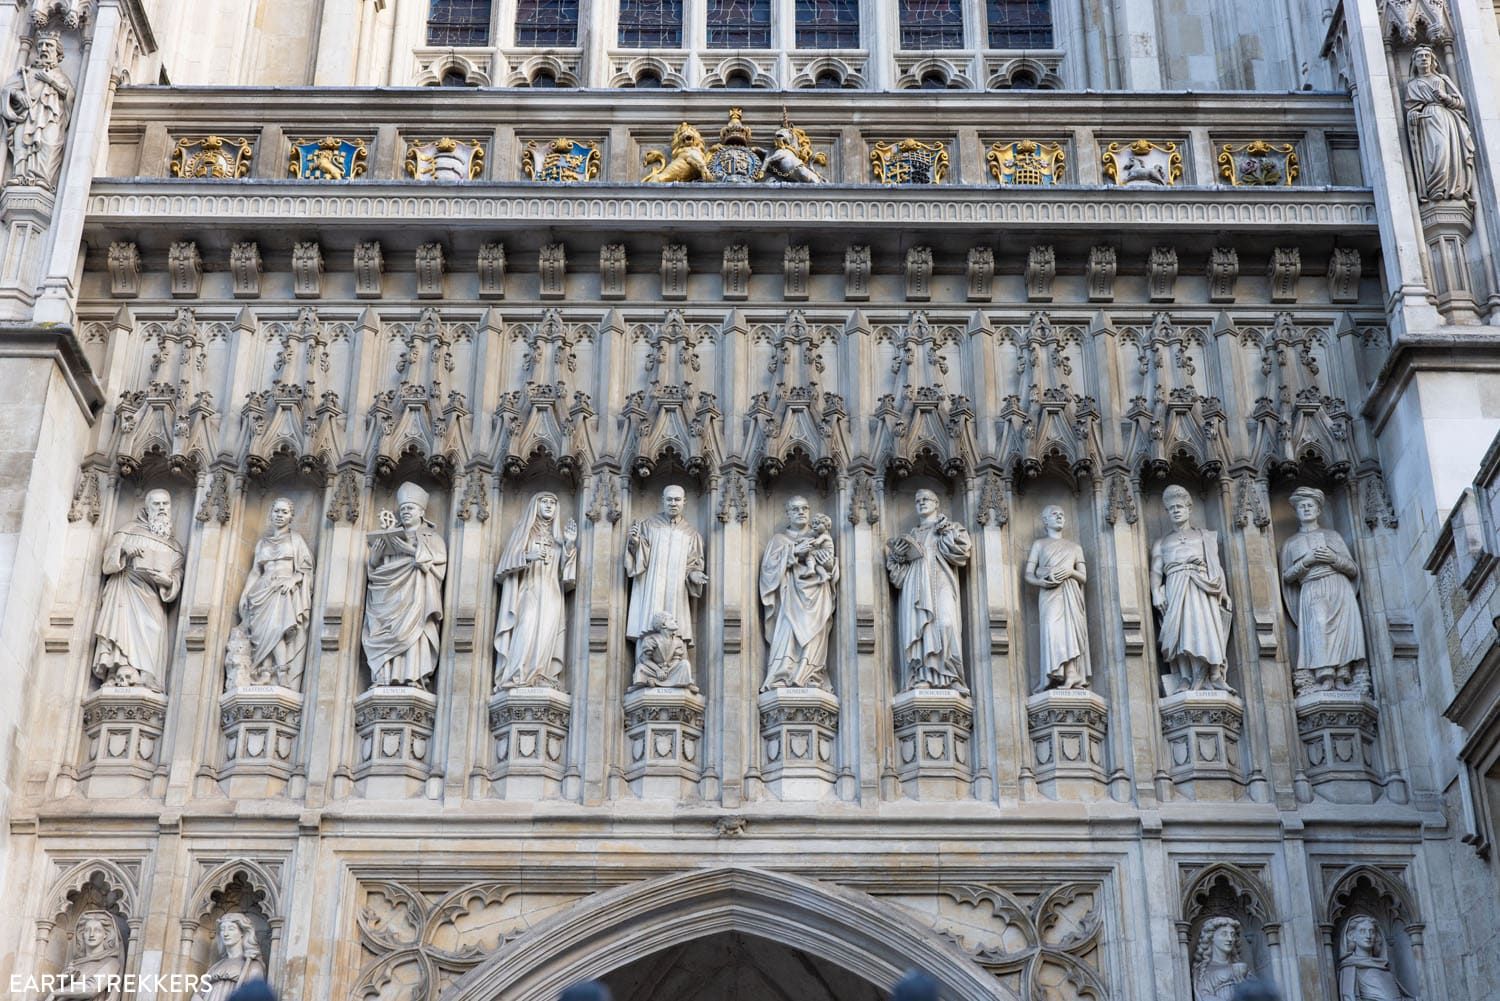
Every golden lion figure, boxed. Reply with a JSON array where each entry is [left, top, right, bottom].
[[642, 122, 711, 183]]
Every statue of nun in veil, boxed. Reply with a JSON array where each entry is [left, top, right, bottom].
[[493, 492, 578, 691]]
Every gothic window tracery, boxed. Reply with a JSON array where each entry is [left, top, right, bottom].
[[515, 0, 579, 46], [987, 0, 1052, 49], [708, 0, 772, 47], [426, 0, 494, 46], [619, 0, 685, 47], [899, 0, 965, 49], [796, 0, 859, 48]]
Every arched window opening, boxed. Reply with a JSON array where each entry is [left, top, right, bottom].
[[708, 0, 772, 48], [515, 0, 579, 47], [723, 70, 754, 87], [619, 0, 684, 47], [987, 0, 1053, 49], [426, 0, 493, 47], [440, 68, 474, 87], [633, 69, 665, 87], [795, 0, 859, 48], [813, 69, 845, 88], [900, 0, 964, 49], [530, 68, 559, 87], [1007, 69, 1038, 88], [919, 68, 950, 88]]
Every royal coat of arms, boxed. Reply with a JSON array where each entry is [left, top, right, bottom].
[[706, 107, 764, 183], [522, 138, 601, 183]]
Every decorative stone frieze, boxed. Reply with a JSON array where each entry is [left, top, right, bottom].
[[758, 687, 838, 800], [1026, 688, 1108, 798], [891, 688, 972, 800], [488, 686, 570, 799], [352, 685, 437, 797], [623, 686, 705, 799]]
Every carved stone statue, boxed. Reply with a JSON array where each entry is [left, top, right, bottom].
[[231, 497, 314, 691], [92, 488, 185, 691], [1025, 505, 1091, 690], [760, 497, 839, 691], [1338, 915, 1416, 1001], [626, 485, 706, 654], [1, 30, 74, 190], [758, 112, 825, 183], [631, 611, 697, 692], [192, 912, 267, 1001], [885, 488, 972, 693], [1404, 46, 1476, 203], [361, 482, 447, 689], [493, 491, 578, 691], [641, 122, 710, 183], [44, 910, 123, 1001], [1151, 485, 1233, 694], [1193, 917, 1249, 1001], [1281, 486, 1367, 691]]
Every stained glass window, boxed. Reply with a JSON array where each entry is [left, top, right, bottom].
[[515, 0, 579, 46], [618, 0, 684, 47], [987, 0, 1053, 48], [426, 0, 493, 46], [708, 0, 772, 48], [795, 0, 859, 48], [899, 0, 964, 49]]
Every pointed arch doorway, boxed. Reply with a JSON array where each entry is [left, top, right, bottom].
[[442, 866, 1010, 1001]]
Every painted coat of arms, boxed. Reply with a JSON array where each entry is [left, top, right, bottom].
[[522, 138, 601, 183], [405, 137, 485, 181], [288, 137, 368, 180]]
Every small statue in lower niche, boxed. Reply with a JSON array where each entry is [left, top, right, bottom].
[[631, 611, 697, 693]]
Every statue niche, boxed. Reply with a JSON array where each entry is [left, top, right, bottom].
[[361, 481, 447, 691], [885, 486, 972, 694], [226, 496, 315, 692], [92, 487, 185, 692], [1150, 484, 1233, 695]]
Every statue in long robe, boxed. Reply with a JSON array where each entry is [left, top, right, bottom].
[[45, 911, 123, 1001], [885, 488, 972, 693], [362, 482, 446, 689], [1338, 916, 1416, 1001], [233, 497, 314, 691], [625, 485, 706, 646], [1151, 485, 1233, 694], [1, 31, 73, 190], [1193, 917, 1249, 1001], [92, 488, 184, 691], [632, 612, 697, 691], [191, 913, 267, 1001], [1281, 486, 1366, 692], [1404, 46, 1476, 203], [760, 497, 839, 691], [1025, 505, 1090, 691], [493, 492, 577, 691]]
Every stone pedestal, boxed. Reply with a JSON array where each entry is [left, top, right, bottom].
[[488, 686, 571, 799], [1419, 199, 1480, 322], [80, 686, 168, 797], [1026, 688, 1108, 799], [623, 687, 705, 799], [758, 687, 839, 800], [891, 688, 972, 800], [0, 185, 54, 317], [1159, 690, 1244, 797], [1295, 689, 1379, 803], [353, 686, 438, 798], [219, 686, 303, 798]]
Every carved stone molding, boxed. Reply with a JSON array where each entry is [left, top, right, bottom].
[[758, 687, 839, 800], [488, 686, 570, 799]]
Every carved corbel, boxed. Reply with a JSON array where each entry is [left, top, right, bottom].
[[353, 241, 383, 299], [416, 243, 445, 299], [660, 243, 688, 300], [966, 247, 994, 302], [1026, 245, 1056, 302], [230, 242, 262, 298], [784, 245, 810, 301], [107, 242, 140, 298], [1086, 246, 1116, 302], [478, 243, 506, 299], [539, 243, 566, 300], [1268, 247, 1301, 303], [600, 244, 626, 300], [168, 241, 202, 298], [1328, 248, 1361, 304], [1148, 246, 1178, 302], [292, 242, 323, 298], [844, 245, 871, 301], [1207, 248, 1239, 304], [722, 244, 750, 301], [905, 246, 933, 302]]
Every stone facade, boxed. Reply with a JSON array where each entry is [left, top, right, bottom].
[[2, 2, 1500, 1001]]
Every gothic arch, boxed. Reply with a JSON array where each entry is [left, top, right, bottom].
[[442, 866, 1011, 1001]]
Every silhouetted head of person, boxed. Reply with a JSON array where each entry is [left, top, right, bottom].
[[894, 969, 940, 1001], [559, 982, 614, 1001], [226, 981, 278, 1001], [1231, 979, 1283, 1001]]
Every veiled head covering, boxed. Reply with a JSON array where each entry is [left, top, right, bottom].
[[497, 492, 563, 575]]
